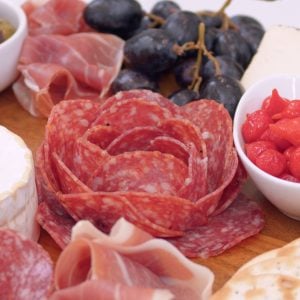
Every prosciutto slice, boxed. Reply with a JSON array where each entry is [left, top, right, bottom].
[[13, 33, 124, 117], [22, 0, 89, 36], [50, 218, 214, 300]]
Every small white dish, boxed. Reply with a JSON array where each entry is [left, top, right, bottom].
[[233, 74, 300, 220], [0, 0, 27, 93]]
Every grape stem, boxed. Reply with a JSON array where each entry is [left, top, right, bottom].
[[189, 23, 205, 92], [187, 23, 222, 91], [144, 12, 166, 27], [216, 0, 232, 15]]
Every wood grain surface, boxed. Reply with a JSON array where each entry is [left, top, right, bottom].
[[1, 88, 300, 292]]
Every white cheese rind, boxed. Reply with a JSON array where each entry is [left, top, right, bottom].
[[0, 126, 39, 240], [241, 26, 300, 89]]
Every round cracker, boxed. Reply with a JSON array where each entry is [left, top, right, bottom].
[[212, 274, 300, 300]]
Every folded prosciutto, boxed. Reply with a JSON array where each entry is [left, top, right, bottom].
[[14, 0, 124, 118], [50, 218, 214, 300], [22, 0, 88, 36], [35, 89, 265, 258]]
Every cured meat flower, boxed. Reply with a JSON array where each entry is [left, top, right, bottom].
[[36, 90, 264, 258]]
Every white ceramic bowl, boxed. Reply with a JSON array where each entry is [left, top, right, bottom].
[[234, 74, 300, 220], [0, 0, 27, 92]]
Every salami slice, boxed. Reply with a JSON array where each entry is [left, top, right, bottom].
[[46, 99, 100, 169], [106, 127, 164, 155], [72, 138, 109, 184], [212, 162, 248, 216], [99, 89, 181, 117], [178, 143, 208, 202], [182, 100, 233, 192], [93, 99, 173, 131], [168, 194, 265, 258], [196, 149, 239, 216], [52, 152, 92, 194], [0, 229, 53, 299], [88, 151, 188, 196], [149, 136, 189, 164], [37, 202, 74, 248], [59, 192, 183, 237], [158, 118, 207, 157], [84, 125, 120, 150]]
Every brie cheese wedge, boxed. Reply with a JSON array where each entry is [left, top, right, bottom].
[[0, 126, 39, 240], [242, 26, 300, 89]]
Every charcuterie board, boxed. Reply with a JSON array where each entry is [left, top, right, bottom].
[[0, 0, 300, 298], [1, 86, 300, 292]]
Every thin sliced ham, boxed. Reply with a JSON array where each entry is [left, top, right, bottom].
[[22, 0, 89, 36], [13, 33, 124, 117], [50, 218, 214, 300]]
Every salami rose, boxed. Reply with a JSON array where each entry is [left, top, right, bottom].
[[36, 90, 264, 257]]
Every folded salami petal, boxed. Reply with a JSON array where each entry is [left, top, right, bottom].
[[106, 127, 164, 155], [93, 99, 173, 131], [212, 162, 248, 216], [37, 202, 74, 248], [149, 136, 189, 164], [0, 229, 53, 300], [158, 118, 207, 157], [88, 151, 188, 196], [84, 125, 120, 149], [13, 63, 99, 118], [36, 142, 68, 216], [52, 152, 92, 194], [99, 89, 181, 117], [168, 194, 265, 258], [178, 144, 208, 202], [116, 192, 207, 231], [46, 99, 100, 169], [59, 192, 182, 237], [182, 100, 233, 192], [72, 138, 109, 184], [196, 149, 239, 216], [23, 0, 88, 36]]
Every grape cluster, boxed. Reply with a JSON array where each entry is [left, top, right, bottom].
[[84, 0, 265, 117]]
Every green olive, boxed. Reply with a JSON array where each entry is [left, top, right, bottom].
[[0, 19, 15, 44]]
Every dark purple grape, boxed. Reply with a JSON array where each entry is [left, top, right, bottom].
[[151, 1, 181, 20], [231, 15, 264, 32], [111, 69, 158, 93], [162, 11, 200, 45], [202, 55, 244, 80], [84, 0, 143, 39], [214, 29, 252, 68], [199, 75, 244, 117], [205, 27, 219, 51], [131, 16, 152, 36], [198, 11, 223, 28], [124, 28, 178, 75], [173, 57, 197, 87], [169, 89, 200, 106], [231, 15, 265, 54]]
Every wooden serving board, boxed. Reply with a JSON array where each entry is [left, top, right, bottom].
[[1, 87, 300, 292]]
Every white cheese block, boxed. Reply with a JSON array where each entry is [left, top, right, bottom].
[[0, 126, 39, 240], [241, 26, 300, 89]]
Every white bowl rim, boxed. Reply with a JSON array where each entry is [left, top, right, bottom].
[[0, 0, 27, 50], [233, 73, 300, 188]]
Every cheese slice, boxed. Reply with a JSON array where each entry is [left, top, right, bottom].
[[0, 125, 39, 240], [241, 26, 300, 89]]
